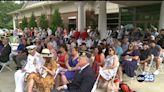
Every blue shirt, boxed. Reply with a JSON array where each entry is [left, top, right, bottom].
[[150, 45, 161, 57], [17, 44, 26, 52]]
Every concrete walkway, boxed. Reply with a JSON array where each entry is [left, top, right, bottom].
[[0, 62, 164, 92]]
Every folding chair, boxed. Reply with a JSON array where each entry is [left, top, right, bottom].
[[54, 64, 60, 79], [91, 73, 100, 92], [147, 54, 155, 72], [0, 52, 13, 72], [0, 60, 12, 72], [159, 52, 164, 71], [110, 72, 118, 92], [136, 61, 143, 75]]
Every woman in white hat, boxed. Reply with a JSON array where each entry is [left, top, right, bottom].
[[27, 48, 57, 92]]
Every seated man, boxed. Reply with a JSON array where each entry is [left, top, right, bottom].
[[13, 38, 28, 70], [149, 40, 162, 75], [139, 43, 151, 74], [0, 36, 11, 69], [14, 45, 45, 92], [52, 52, 96, 92]]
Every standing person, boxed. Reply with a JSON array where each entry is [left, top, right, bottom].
[[14, 45, 45, 92], [52, 52, 96, 92], [27, 48, 57, 92], [0, 37, 11, 69]]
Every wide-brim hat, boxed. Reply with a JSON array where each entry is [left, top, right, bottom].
[[41, 48, 53, 58], [26, 45, 37, 49]]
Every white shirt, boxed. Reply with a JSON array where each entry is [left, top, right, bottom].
[[77, 38, 82, 46], [24, 52, 45, 74], [47, 28, 52, 36], [52, 40, 57, 50], [86, 39, 93, 48], [80, 63, 90, 72]]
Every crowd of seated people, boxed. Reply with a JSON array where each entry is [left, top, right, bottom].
[[10, 26, 164, 92]]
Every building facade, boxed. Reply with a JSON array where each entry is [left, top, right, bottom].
[[9, 1, 164, 39], [9, 1, 118, 31]]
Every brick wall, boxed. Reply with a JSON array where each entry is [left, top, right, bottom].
[[61, 11, 78, 29], [17, 11, 78, 29]]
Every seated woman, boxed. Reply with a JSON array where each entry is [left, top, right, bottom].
[[27, 48, 57, 92], [61, 47, 80, 84], [92, 46, 105, 76], [98, 47, 119, 92], [57, 44, 69, 69], [118, 43, 140, 81]]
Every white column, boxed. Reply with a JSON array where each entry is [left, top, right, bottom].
[[13, 17, 16, 30], [98, 1, 107, 40], [159, 1, 164, 30], [76, 2, 86, 32]]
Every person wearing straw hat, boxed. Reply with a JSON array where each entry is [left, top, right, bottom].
[[14, 45, 45, 92], [27, 48, 57, 92]]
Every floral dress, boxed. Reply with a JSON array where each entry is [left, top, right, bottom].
[[27, 60, 57, 92]]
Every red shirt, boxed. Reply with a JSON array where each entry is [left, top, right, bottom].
[[73, 31, 80, 39], [81, 31, 88, 40], [58, 53, 67, 68]]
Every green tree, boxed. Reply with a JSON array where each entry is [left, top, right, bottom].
[[28, 13, 37, 28], [51, 8, 63, 32], [39, 14, 48, 30], [0, 1, 23, 29], [20, 16, 28, 30]]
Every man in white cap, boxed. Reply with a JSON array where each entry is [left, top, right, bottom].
[[14, 45, 45, 92]]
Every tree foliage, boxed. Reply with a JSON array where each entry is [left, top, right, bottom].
[[39, 14, 48, 30], [28, 13, 37, 28], [51, 8, 63, 32], [0, 1, 23, 29], [21, 16, 28, 30]]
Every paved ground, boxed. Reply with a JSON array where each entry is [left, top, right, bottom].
[[0, 61, 164, 92]]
